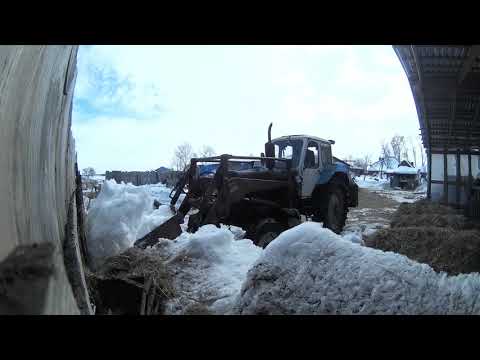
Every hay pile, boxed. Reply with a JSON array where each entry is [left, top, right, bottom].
[[389, 200, 474, 230], [231, 222, 480, 315], [365, 200, 480, 275], [391, 213, 469, 230], [87, 247, 174, 315]]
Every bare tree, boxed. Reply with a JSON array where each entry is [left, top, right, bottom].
[[352, 158, 364, 168], [172, 142, 196, 172], [380, 140, 392, 172], [390, 135, 406, 163], [408, 136, 417, 167], [82, 167, 96, 179], [82, 167, 96, 191], [381, 141, 398, 170], [198, 145, 216, 158], [380, 141, 391, 160], [356, 154, 372, 180]]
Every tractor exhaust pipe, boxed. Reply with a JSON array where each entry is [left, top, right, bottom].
[[265, 123, 275, 169]]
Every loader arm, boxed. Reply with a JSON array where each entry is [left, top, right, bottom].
[[134, 169, 193, 249], [135, 153, 293, 249]]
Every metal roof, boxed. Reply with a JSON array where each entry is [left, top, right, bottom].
[[393, 45, 480, 151], [272, 135, 333, 145]]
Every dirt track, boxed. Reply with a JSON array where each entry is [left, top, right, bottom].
[[357, 187, 399, 209], [342, 188, 400, 240]]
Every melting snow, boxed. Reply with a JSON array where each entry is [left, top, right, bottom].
[[231, 222, 480, 315], [354, 175, 427, 203], [393, 166, 420, 175], [86, 179, 480, 315], [155, 225, 263, 314], [86, 180, 175, 269]]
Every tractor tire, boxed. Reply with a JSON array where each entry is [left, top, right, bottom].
[[321, 184, 347, 234], [254, 218, 286, 248]]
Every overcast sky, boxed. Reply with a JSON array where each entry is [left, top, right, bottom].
[[72, 45, 421, 174]]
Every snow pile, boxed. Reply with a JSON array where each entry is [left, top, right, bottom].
[[342, 206, 399, 246], [341, 231, 364, 244], [139, 183, 182, 205], [393, 166, 419, 175], [377, 190, 426, 204], [353, 176, 389, 190], [355, 175, 427, 203], [231, 222, 480, 315], [157, 225, 263, 314], [86, 180, 174, 269], [90, 175, 106, 182], [342, 221, 388, 245], [83, 195, 91, 213], [416, 179, 428, 193]]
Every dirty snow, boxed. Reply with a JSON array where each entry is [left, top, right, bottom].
[[342, 207, 397, 245], [83, 195, 91, 213], [138, 182, 186, 206], [354, 175, 426, 203], [152, 225, 263, 314], [85, 180, 258, 312], [86, 179, 480, 315], [353, 176, 390, 190], [342, 175, 427, 244], [375, 187, 426, 203], [86, 180, 175, 269], [231, 222, 480, 315], [90, 175, 106, 182]]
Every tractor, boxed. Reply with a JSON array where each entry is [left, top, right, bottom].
[[135, 124, 358, 249]]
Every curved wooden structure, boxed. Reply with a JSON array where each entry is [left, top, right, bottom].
[[394, 45, 480, 206]]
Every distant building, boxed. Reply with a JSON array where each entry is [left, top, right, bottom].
[[367, 156, 400, 176], [105, 166, 175, 186], [390, 160, 421, 190], [333, 157, 363, 177]]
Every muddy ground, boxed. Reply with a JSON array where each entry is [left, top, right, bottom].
[[342, 188, 401, 240]]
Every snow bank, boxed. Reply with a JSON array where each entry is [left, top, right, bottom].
[[157, 224, 262, 314], [353, 176, 389, 190], [139, 183, 175, 204], [83, 195, 91, 213], [231, 222, 480, 315], [86, 180, 174, 269], [378, 190, 426, 203], [416, 179, 427, 193], [393, 166, 419, 175], [90, 175, 106, 182], [354, 175, 426, 203]]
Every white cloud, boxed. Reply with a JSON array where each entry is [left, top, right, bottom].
[[72, 45, 421, 172]]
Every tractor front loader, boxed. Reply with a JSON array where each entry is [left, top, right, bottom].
[[134, 124, 358, 249]]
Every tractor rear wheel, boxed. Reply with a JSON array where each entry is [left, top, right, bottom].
[[254, 218, 286, 248], [322, 185, 347, 234]]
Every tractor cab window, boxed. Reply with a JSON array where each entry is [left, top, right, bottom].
[[320, 144, 332, 167], [305, 142, 319, 169], [273, 139, 303, 168]]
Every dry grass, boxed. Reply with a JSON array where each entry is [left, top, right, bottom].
[[89, 247, 175, 315], [394, 199, 460, 217], [391, 213, 470, 230], [365, 200, 480, 275]]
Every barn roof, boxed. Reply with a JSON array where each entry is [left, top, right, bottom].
[[393, 45, 480, 152]]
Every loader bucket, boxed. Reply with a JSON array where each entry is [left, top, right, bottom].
[[134, 214, 183, 249]]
